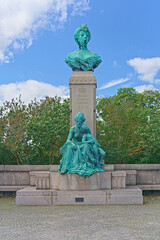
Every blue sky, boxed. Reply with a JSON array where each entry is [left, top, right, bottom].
[[1, 0, 160, 105]]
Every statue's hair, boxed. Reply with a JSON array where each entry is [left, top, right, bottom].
[[74, 24, 91, 46], [74, 112, 86, 123]]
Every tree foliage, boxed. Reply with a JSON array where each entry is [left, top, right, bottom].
[[0, 96, 70, 165], [97, 88, 160, 164], [1, 88, 160, 165]]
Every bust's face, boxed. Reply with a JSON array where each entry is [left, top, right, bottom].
[[78, 30, 89, 48]]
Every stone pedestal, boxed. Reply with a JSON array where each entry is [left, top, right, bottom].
[[50, 172, 111, 191], [69, 71, 96, 137], [16, 186, 143, 206], [16, 170, 143, 206]]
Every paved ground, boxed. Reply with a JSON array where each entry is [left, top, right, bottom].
[[0, 197, 160, 240]]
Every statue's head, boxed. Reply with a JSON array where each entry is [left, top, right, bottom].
[[74, 112, 86, 127], [74, 24, 91, 49]]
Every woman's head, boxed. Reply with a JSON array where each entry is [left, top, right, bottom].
[[74, 112, 86, 127], [74, 24, 91, 49]]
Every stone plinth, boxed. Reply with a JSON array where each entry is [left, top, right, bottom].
[[69, 71, 96, 137], [50, 172, 111, 191], [16, 188, 53, 206], [106, 186, 143, 205], [16, 186, 143, 206], [112, 171, 126, 189]]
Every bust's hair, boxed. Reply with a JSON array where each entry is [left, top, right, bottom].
[[74, 112, 86, 123], [74, 24, 91, 46]]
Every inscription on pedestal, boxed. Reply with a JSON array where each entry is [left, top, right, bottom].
[[77, 88, 89, 111], [75, 197, 84, 202]]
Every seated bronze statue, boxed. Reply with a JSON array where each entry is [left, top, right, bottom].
[[58, 112, 105, 177]]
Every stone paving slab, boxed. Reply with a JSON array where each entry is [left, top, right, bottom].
[[0, 197, 160, 240]]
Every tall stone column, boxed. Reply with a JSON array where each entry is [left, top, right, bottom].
[[69, 71, 97, 137]]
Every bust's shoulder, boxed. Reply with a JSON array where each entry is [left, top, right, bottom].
[[88, 50, 101, 59], [65, 50, 79, 60]]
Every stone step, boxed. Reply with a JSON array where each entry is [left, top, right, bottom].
[[106, 186, 143, 205], [16, 186, 143, 206]]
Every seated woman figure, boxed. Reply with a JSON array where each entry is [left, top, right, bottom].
[[58, 112, 105, 177]]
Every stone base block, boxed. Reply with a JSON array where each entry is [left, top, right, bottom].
[[16, 186, 143, 206], [111, 171, 126, 189], [50, 172, 111, 191], [16, 188, 107, 206], [53, 190, 107, 205], [16, 188, 53, 206], [106, 186, 143, 205]]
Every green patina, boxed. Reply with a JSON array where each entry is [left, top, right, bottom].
[[65, 24, 102, 71], [58, 112, 105, 177]]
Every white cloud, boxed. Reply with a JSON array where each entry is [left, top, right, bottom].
[[0, 0, 90, 63], [127, 57, 160, 83], [98, 78, 129, 90], [134, 84, 156, 93], [0, 80, 69, 106]]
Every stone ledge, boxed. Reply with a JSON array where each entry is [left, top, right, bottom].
[[126, 170, 137, 175], [16, 187, 53, 196], [1, 165, 50, 172], [50, 165, 59, 172], [0, 186, 29, 191], [103, 165, 114, 171], [138, 185, 160, 190], [112, 171, 126, 177], [114, 164, 160, 171]]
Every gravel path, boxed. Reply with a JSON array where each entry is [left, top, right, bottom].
[[0, 197, 160, 240]]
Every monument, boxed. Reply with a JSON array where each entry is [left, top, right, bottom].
[[16, 24, 143, 206], [66, 24, 101, 137]]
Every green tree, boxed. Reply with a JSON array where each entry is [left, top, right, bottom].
[[0, 97, 29, 165], [26, 96, 70, 164], [97, 88, 160, 164], [0, 96, 70, 165]]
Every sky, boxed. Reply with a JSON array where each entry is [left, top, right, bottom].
[[1, 0, 160, 105]]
